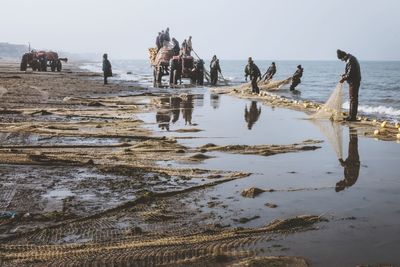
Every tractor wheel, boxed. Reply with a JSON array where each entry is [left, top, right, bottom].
[[20, 55, 28, 71], [169, 66, 175, 85], [32, 61, 39, 71], [51, 61, 56, 72], [40, 60, 47, 72], [57, 61, 62, 72], [156, 67, 162, 83], [153, 68, 157, 86], [173, 70, 179, 85]]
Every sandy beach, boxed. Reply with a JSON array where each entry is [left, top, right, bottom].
[[0, 60, 399, 267]]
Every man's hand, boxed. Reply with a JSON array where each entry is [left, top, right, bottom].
[[339, 78, 345, 83]]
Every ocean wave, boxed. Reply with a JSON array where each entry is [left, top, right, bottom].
[[79, 63, 102, 73], [343, 101, 400, 118]]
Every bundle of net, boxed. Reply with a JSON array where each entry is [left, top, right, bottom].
[[310, 83, 344, 121]]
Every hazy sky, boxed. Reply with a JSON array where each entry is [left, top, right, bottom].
[[2, 0, 399, 60]]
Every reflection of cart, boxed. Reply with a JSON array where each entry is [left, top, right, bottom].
[[149, 43, 204, 87]]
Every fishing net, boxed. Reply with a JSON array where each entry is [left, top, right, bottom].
[[259, 77, 292, 91], [312, 120, 343, 159], [310, 83, 343, 121], [309, 83, 344, 159]]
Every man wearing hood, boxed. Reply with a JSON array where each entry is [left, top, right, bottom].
[[102, 53, 112, 85], [337, 49, 362, 121]]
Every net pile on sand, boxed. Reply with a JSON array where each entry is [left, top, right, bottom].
[[148, 48, 158, 65], [149, 42, 175, 66], [310, 83, 344, 121], [215, 77, 292, 93], [259, 77, 292, 91]]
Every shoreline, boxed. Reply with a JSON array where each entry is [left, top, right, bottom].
[[0, 61, 399, 267]]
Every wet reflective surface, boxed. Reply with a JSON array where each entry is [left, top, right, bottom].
[[138, 88, 400, 267]]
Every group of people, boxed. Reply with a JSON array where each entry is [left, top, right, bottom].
[[244, 58, 303, 94], [243, 49, 360, 121], [156, 28, 193, 57], [102, 45, 361, 122], [155, 28, 170, 51]]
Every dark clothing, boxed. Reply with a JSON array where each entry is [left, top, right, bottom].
[[159, 33, 165, 48], [290, 67, 303, 90], [102, 58, 112, 84], [172, 39, 180, 56], [343, 54, 361, 84], [244, 63, 261, 94], [156, 35, 162, 51], [343, 54, 361, 119], [336, 132, 360, 192], [263, 64, 276, 81], [245, 101, 262, 130], [164, 31, 170, 42], [347, 80, 360, 120], [210, 60, 221, 86]]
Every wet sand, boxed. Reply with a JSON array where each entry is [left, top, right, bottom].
[[0, 61, 399, 267]]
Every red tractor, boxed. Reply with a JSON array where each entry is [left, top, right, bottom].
[[149, 44, 204, 87], [20, 51, 67, 72]]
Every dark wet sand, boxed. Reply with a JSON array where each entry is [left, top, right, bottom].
[[0, 60, 399, 267]]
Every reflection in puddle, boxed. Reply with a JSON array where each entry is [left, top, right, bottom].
[[244, 101, 262, 130], [336, 127, 360, 192], [156, 94, 202, 130]]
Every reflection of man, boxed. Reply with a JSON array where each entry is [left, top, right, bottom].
[[170, 97, 181, 123], [210, 94, 220, 109], [244, 101, 262, 130], [181, 95, 193, 125], [336, 129, 360, 192]]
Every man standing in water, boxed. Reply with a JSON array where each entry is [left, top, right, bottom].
[[244, 57, 262, 94], [337, 49, 362, 121], [102, 53, 112, 85], [290, 65, 303, 91], [210, 55, 222, 86], [262, 62, 276, 82]]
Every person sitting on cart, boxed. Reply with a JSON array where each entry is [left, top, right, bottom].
[[172, 38, 180, 56], [181, 39, 187, 55], [187, 36, 193, 56], [164, 27, 171, 42], [156, 32, 162, 51]]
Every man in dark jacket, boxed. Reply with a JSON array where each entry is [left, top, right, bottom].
[[263, 62, 276, 82], [337, 49, 362, 121], [244, 57, 261, 94], [172, 38, 180, 56], [290, 65, 303, 91], [102, 53, 112, 85], [210, 55, 222, 86], [164, 27, 170, 42], [336, 128, 360, 192], [156, 32, 162, 51]]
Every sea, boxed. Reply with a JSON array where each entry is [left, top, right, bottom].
[[80, 60, 400, 122]]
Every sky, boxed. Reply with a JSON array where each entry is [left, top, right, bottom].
[[1, 0, 400, 60]]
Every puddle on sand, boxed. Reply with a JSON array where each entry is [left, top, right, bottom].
[[0, 132, 125, 146], [138, 88, 400, 267]]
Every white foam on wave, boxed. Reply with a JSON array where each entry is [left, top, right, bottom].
[[79, 63, 102, 73], [343, 101, 400, 118]]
